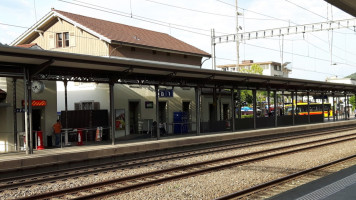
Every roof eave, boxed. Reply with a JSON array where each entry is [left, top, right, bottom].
[[11, 10, 112, 46], [111, 40, 211, 58], [11, 11, 54, 46]]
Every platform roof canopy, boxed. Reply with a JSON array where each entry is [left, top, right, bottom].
[[325, 0, 356, 17], [0, 45, 355, 95]]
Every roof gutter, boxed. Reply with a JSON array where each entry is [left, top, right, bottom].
[[106, 55, 202, 69], [111, 41, 211, 58]]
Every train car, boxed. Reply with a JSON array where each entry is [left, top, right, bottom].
[[285, 103, 333, 117]]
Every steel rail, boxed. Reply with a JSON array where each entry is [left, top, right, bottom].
[[14, 132, 356, 200], [1, 125, 353, 191], [215, 154, 356, 200]]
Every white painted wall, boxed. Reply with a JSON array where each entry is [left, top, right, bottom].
[[0, 79, 57, 151], [56, 82, 197, 137]]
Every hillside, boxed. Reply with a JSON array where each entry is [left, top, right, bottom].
[[346, 73, 356, 79]]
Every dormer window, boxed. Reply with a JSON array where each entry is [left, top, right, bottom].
[[56, 32, 69, 48]]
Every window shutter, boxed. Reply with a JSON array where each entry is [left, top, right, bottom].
[[69, 32, 76, 47], [48, 34, 54, 49], [74, 103, 80, 110], [94, 102, 100, 110]]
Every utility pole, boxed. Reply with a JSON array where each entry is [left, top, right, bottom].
[[211, 29, 216, 70], [235, 0, 239, 69]]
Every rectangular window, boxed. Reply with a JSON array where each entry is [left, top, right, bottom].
[[64, 32, 69, 47], [56, 32, 69, 48], [56, 33, 62, 48]]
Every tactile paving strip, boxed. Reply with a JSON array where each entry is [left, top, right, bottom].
[[296, 173, 356, 200]]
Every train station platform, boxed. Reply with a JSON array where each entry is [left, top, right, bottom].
[[0, 119, 356, 175], [270, 164, 356, 200]]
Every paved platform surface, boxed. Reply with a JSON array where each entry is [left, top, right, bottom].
[[270, 164, 356, 200], [0, 120, 355, 173]]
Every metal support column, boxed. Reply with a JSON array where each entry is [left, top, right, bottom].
[[213, 87, 217, 122], [237, 89, 241, 120], [267, 89, 270, 117], [347, 94, 350, 120], [344, 92, 347, 120], [274, 90, 277, 127], [332, 93, 335, 121], [282, 91, 285, 116], [195, 87, 201, 135], [23, 68, 30, 154], [321, 92, 325, 122], [307, 92, 310, 123], [28, 80, 33, 154], [231, 88, 235, 132], [109, 82, 115, 145], [219, 88, 222, 121], [13, 78, 18, 151], [64, 80, 68, 130], [253, 89, 257, 129], [155, 85, 160, 140], [291, 91, 295, 125], [211, 29, 216, 70]]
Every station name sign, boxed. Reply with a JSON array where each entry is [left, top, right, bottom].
[[159, 89, 173, 97]]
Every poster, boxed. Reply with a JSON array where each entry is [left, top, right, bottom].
[[115, 109, 125, 130]]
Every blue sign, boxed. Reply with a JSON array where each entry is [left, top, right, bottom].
[[159, 89, 173, 97], [15, 108, 25, 113]]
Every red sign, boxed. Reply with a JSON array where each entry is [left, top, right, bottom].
[[22, 100, 47, 107]]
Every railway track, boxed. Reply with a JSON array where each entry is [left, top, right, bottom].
[[215, 154, 356, 200], [0, 125, 355, 192], [13, 128, 356, 200]]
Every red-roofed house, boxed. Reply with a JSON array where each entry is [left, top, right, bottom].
[[12, 9, 209, 67], [9, 9, 211, 140]]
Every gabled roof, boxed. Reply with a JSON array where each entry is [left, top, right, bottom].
[[12, 9, 210, 57]]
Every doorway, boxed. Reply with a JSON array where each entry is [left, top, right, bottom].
[[158, 101, 167, 123], [223, 104, 230, 121], [129, 101, 139, 134], [32, 109, 42, 131], [209, 103, 214, 122]]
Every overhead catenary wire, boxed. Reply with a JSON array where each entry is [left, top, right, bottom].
[[60, 0, 212, 36], [216, 0, 356, 58], [243, 41, 356, 69]]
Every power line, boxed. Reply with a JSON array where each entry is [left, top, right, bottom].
[[59, 0, 212, 36], [292, 66, 343, 77], [144, 0, 235, 18], [244, 41, 356, 68], [216, 0, 291, 23], [145, 0, 281, 21], [301, 36, 356, 66], [285, 0, 327, 20], [215, 0, 356, 62]]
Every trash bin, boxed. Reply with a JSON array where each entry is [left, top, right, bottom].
[[47, 135, 52, 147]]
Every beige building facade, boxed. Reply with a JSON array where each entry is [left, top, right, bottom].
[[5, 9, 210, 147]]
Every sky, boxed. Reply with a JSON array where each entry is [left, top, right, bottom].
[[0, 0, 355, 81]]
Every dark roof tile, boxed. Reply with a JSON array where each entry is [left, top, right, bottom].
[[54, 9, 210, 57]]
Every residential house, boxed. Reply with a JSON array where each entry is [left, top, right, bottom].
[[3, 9, 210, 150], [218, 60, 291, 77]]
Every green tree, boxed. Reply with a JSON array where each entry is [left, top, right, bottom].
[[240, 63, 263, 75], [350, 95, 355, 109]]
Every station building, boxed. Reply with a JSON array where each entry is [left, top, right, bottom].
[[3, 9, 210, 151], [1, 9, 355, 154]]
